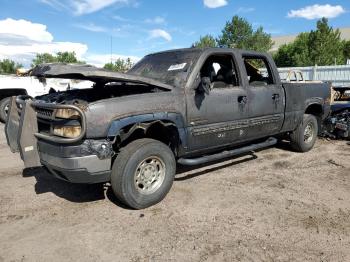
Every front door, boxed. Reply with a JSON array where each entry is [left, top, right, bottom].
[[186, 53, 249, 152]]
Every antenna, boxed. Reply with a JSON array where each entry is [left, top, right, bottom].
[[110, 36, 113, 64]]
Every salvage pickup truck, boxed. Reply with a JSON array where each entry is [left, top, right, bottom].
[[5, 48, 331, 209]]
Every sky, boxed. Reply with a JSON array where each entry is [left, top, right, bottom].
[[0, 0, 349, 67]]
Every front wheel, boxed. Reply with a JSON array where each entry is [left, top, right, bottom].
[[111, 138, 176, 209], [0, 97, 11, 123], [290, 114, 318, 152]]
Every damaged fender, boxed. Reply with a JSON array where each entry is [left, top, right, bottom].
[[107, 112, 188, 153]]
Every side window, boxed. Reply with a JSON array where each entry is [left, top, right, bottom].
[[243, 56, 274, 86], [200, 55, 239, 88]]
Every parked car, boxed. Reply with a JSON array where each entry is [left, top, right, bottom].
[[5, 48, 331, 209], [0, 73, 92, 122]]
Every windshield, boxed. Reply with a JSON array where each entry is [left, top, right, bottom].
[[128, 49, 201, 87]]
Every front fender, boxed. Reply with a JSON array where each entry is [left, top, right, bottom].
[[107, 112, 188, 149]]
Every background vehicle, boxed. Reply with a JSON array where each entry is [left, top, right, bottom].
[[5, 48, 331, 209], [0, 74, 91, 122]]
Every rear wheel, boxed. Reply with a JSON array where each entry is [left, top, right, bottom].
[[111, 138, 176, 209], [290, 114, 318, 152], [0, 97, 11, 123]]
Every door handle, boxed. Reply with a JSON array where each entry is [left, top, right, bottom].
[[272, 94, 280, 100], [238, 95, 248, 104]]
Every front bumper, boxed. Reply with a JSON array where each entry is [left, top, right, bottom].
[[5, 97, 112, 184], [40, 153, 111, 184], [38, 139, 112, 183]]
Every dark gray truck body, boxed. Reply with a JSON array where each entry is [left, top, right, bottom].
[[5, 48, 331, 183]]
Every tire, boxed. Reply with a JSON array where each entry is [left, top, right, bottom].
[[111, 138, 176, 209], [0, 97, 11, 123], [290, 114, 318, 152]]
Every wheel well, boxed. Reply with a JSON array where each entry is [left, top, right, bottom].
[[305, 103, 323, 133], [115, 120, 181, 156], [0, 89, 27, 101], [305, 103, 323, 117]]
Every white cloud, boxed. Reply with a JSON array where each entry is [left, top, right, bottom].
[[0, 18, 53, 42], [203, 0, 227, 8], [75, 23, 107, 32], [84, 53, 140, 67], [113, 15, 130, 22], [149, 29, 172, 42], [145, 16, 166, 25], [237, 7, 255, 13], [41, 0, 133, 15], [287, 4, 345, 20], [39, 0, 68, 11], [72, 0, 129, 15], [0, 18, 88, 66]]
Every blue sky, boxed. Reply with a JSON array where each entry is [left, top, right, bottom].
[[0, 0, 349, 67]]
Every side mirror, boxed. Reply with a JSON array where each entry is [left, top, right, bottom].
[[197, 77, 211, 95]]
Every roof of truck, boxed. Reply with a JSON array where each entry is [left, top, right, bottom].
[[146, 47, 267, 57]]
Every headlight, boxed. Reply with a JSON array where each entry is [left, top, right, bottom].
[[55, 108, 80, 119], [53, 126, 81, 138]]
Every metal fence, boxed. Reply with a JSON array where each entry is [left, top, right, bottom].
[[278, 65, 350, 87]]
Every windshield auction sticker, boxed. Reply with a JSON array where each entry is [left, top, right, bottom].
[[168, 63, 187, 71]]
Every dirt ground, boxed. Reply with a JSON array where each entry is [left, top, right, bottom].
[[0, 124, 349, 262]]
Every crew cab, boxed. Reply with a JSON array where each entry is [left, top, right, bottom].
[[5, 48, 331, 209]]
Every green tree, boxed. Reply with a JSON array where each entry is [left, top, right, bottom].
[[56, 52, 79, 63], [217, 16, 273, 52], [274, 33, 311, 67], [192, 35, 217, 48], [249, 27, 274, 52], [103, 58, 134, 73], [31, 52, 84, 66], [308, 18, 344, 65], [274, 18, 347, 67], [31, 53, 57, 66], [0, 59, 23, 74]]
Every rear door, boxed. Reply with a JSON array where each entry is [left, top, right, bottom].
[[240, 54, 285, 139]]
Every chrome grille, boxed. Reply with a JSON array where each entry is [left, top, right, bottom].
[[36, 108, 54, 118]]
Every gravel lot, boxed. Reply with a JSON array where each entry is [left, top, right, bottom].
[[0, 124, 349, 262]]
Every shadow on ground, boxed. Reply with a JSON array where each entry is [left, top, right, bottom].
[[175, 153, 258, 181], [21, 150, 262, 207], [23, 167, 105, 203], [22, 167, 144, 209]]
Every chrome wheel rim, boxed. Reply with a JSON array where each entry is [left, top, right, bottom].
[[134, 156, 166, 195], [304, 122, 314, 144]]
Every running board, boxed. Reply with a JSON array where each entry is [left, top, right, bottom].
[[178, 137, 277, 166]]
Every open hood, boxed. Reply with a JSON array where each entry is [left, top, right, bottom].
[[31, 63, 173, 90]]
